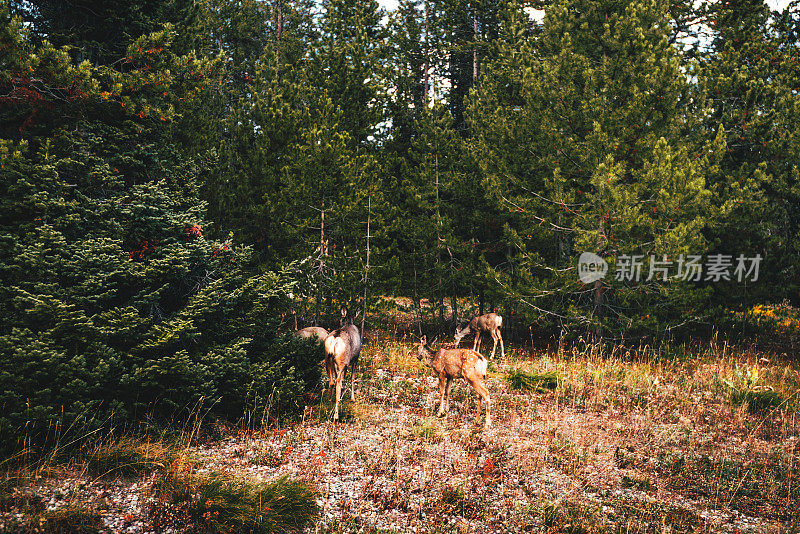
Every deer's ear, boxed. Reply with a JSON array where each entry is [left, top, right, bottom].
[[420, 335, 427, 344], [340, 307, 347, 317]]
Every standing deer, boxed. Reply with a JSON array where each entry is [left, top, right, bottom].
[[454, 312, 505, 359], [323, 308, 361, 421], [417, 335, 491, 428]]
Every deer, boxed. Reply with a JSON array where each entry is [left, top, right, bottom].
[[416, 335, 491, 428], [323, 308, 361, 421], [295, 326, 329, 340], [291, 309, 330, 340], [454, 312, 505, 359]]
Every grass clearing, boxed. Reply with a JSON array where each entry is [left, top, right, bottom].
[[4, 330, 800, 533], [658, 452, 800, 520]]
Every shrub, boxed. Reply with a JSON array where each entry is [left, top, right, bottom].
[[722, 363, 784, 413], [0, 256, 323, 457]]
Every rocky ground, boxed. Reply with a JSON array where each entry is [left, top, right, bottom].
[[1, 340, 796, 533]]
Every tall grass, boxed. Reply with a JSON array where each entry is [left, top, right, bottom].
[[505, 369, 561, 392], [150, 470, 319, 533], [82, 436, 178, 477], [502, 337, 799, 419], [0, 397, 320, 534]]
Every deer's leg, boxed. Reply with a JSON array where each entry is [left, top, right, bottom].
[[475, 385, 482, 424], [473, 331, 481, 353], [436, 374, 447, 417], [324, 357, 335, 397], [349, 359, 357, 401], [333, 365, 345, 421], [490, 331, 499, 359], [444, 377, 454, 413], [498, 331, 505, 359], [466, 375, 491, 427], [475, 381, 491, 428]]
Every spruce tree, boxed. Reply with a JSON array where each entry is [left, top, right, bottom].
[[0, 6, 319, 454]]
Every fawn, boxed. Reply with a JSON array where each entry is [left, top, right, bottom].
[[417, 335, 491, 428]]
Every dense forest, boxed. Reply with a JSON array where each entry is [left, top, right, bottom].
[[1, 0, 799, 453]]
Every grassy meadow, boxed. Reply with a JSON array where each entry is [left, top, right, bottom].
[[2, 302, 799, 533]]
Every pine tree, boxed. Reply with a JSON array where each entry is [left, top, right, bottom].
[[697, 0, 800, 312], [470, 0, 723, 337], [386, 0, 428, 152], [381, 1, 515, 323], [201, 0, 319, 249], [314, 0, 386, 146]]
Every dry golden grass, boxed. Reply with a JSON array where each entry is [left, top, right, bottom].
[[3, 327, 798, 533], [331, 333, 800, 531]]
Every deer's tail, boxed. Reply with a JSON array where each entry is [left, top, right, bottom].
[[324, 335, 339, 358], [474, 356, 488, 378], [495, 315, 503, 329]]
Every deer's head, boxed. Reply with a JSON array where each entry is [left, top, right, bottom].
[[417, 335, 431, 361], [454, 325, 468, 344]]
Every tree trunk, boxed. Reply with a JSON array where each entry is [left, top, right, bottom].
[[472, 11, 478, 82], [592, 222, 605, 340], [315, 208, 326, 326], [277, 0, 283, 40], [593, 278, 604, 341], [414, 264, 422, 336], [423, 0, 429, 108], [361, 196, 371, 335]]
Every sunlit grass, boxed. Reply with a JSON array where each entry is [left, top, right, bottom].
[[150, 469, 319, 534], [82, 436, 177, 477]]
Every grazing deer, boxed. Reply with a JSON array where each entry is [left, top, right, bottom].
[[291, 308, 329, 340], [417, 335, 491, 428], [454, 312, 505, 359], [323, 308, 361, 421], [295, 326, 329, 340]]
